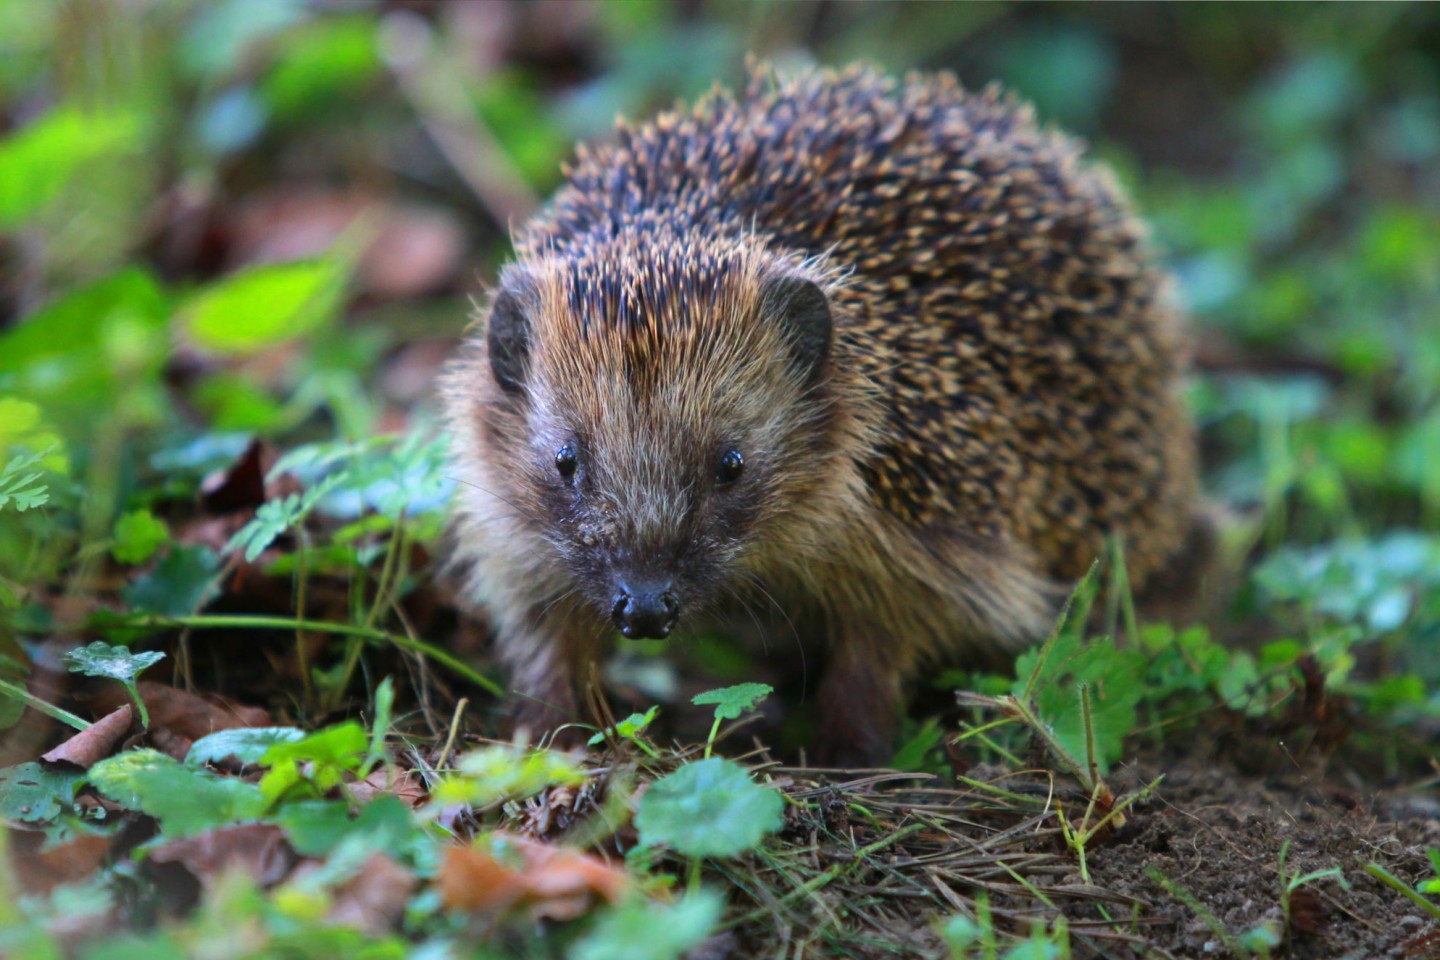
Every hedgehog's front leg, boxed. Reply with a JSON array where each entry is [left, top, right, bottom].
[[499, 607, 599, 750], [812, 625, 906, 768]]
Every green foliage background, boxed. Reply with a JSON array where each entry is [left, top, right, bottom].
[[1, 2, 1438, 956]]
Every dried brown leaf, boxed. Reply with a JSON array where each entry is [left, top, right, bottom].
[[9, 828, 112, 894], [349, 767, 428, 808], [148, 823, 294, 889], [438, 831, 629, 921], [326, 853, 416, 934], [41, 705, 133, 768], [200, 438, 273, 514], [93, 681, 268, 742]]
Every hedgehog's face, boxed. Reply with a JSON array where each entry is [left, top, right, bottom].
[[477, 251, 838, 639]]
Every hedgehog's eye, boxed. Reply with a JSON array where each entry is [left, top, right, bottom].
[[554, 444, 578, 480], [716, 448, 745, 485]]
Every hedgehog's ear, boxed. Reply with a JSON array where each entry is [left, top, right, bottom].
[[486, 270, 537, 395], [762, 274, 831, 384]]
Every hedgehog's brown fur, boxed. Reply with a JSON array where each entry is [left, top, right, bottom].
[[443, 65, 1207, 765]]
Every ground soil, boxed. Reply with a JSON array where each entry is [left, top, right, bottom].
[[716, 733, 1440, 959], [1086, 757, 1440, 959]]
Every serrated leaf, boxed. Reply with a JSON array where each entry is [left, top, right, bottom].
[[187, 727, 306, 767], [225, 495, 298, 562], [88, 749, 266, 837], [635, 758, 783, 858], [121, 545, 220, 616], [224, 473, 347, 562], [0, 762, 81, 822], [1014, 633, 1145, 773], [185, 260, 343, 356], [64, 641, 165, 686], [111, 509, 170, 565], [569, 889, 723, 960], [691, 682, 772, 721], [0, 450, 49, 512]]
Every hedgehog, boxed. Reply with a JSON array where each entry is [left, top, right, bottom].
[[442, 64, 1208, 766]]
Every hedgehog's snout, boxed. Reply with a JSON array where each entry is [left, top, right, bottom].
[[610, 578, 680, 639]]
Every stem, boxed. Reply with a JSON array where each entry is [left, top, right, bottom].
[[1079, 682, 1099, 790], [1005, 693, 1092, 792], [704, 716, 721, 759], [1364, 863, 1440, 922], [0, 678, 90, 731], [333, 519, 408, 711], [126, 680, 150, 729], [363, 518, 405, 631], [295, 530, 314, 714], [435, 697, 468, 769], [122, 614, 503, 696]]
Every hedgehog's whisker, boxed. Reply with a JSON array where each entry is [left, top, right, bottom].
[[445, 475, 535, 520], [743, 572, 807, 703]]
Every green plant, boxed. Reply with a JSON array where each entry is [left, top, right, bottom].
[[62, 641, 165, 728], [635, 758, 784, 862], [1277, 840, 1349, 937], [691, 682, 772, 758]]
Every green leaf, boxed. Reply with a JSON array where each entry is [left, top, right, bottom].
[[691, 682, 772, 721], [185, 260, 343, 356], [0, 271, 169, 436], [187, 727, 307, 767], [64, 641, 166, 728], [569, 889, 723, 960], [224, 473, 347, 562], [0, 449, 50, 512], [121, 545, 221, 616], [0, 762, 81, 822], [280, 432, 451, 522], [635, 758, 783, 858], [1014, 633, 1145, 773], [88, 749, 266, 837], [431, 744, 585, 809], [588, 706, 659, 746], [889, 718, 944, 772], [258, 722, 367, 803], [0, 106, 142, 227], [272, 795, 417, 858], [263, 17, 379, 119], [111, 509, 170, 565], [365, 676, 395, 772], [64, 641, 164, 687]]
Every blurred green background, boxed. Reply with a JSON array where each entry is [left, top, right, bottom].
[[2, 1, 1439, 721]]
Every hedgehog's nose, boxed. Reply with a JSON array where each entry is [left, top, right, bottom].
[[612, 580, 679, 639]]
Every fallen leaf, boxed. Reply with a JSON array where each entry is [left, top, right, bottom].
[[149, 725, 194, 763], [41, 704, 133, 767], [326, 853, 416, 934], [200, 438, 273, 514], [148, 822, 294, 890], [92, 682, 268, 741], [439, 832, 629, 921], [349, 767, 428, 808], [8, 828, 112, 894]]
